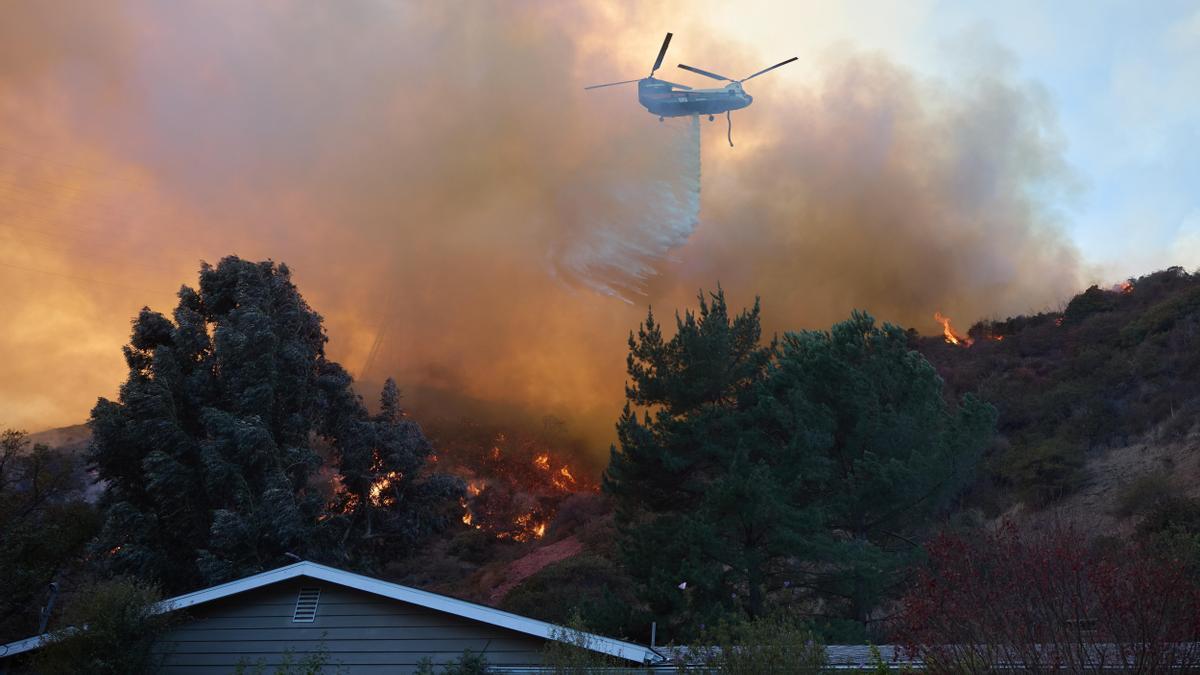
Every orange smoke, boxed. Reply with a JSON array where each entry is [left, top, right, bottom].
[[0, 1, 1085, 466]]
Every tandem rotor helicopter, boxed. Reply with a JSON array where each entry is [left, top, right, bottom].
[[585, 33, 797, 146]]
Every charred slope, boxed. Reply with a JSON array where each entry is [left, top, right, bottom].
[[917, 267, 1200, 509]]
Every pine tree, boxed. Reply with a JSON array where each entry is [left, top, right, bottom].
[[757, 311, 996, 627], [604, 288, 784, 632], [605, 297, 995, 638], [89, 257, 459, 591], [323, 378, 463, 563]]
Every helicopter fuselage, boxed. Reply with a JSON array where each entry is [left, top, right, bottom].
[[637, 78, 752, 118]]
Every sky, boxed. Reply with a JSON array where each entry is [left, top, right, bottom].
[[0, 1, 1196, 454]]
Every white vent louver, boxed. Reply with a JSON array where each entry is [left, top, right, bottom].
[[292, 587, 320, 623]]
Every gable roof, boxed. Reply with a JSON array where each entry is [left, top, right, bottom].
[[0, 560, 663, 664]]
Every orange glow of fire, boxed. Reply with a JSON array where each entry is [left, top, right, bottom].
[[459, 497, 481, 529], [934, 312, 972, 346], [504, 512, 548, 542], [1116, 281, 1133, 294], [551, 465, 578, 491], [467, 480, 484, 496], [369, 470, 402, 507], [335, 492, 360, 515], [533, 453, 550, 471]]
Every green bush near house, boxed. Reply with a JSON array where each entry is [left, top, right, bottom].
[[32, 578, 173, 675]]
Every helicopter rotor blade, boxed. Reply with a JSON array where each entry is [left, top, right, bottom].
[[677, 63, 734, 82], [651, 33, 673, 74], [740, 57, 798, 83], [584, 78, 641, 90]]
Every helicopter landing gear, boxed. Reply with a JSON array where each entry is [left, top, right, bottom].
[[658, 116, 664, 122], [708, 114, 715, 122]]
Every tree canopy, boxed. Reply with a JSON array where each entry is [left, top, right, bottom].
[[0, 429, 98, 642], [89, 256, 460, 592], [605, 293, 994, 639]]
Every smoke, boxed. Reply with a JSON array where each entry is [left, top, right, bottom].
[[0, 1, 1083, 457]]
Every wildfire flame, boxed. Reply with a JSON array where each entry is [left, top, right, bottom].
[[551, 465, 577, 491], [502, 511, 548, 542], [533, 453, 550, 471], [1114, 280, 1133, 294], [369, 470, 402, 507], [934, 311, 972, 346], [459, 497, 481, 529]]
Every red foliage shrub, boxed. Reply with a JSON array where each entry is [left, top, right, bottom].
[[894, 521, 1200, 673]]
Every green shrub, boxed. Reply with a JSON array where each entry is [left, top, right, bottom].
[[33, 578, 174, 675], [415, 650, 490, 675], [1114, 471, 1175, 517], [447, 529, 499, 564], [997, 437, 1084, 506], [684, 614, 826, 675], [501, 555, 640, 639], [541, 610, 629, 675]]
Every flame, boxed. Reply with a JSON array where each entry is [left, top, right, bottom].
[[369, 470, 402, 507], [551, 464, 578, 491], [467, 480, 484, 496], [504, 511, 548, 542], [1115, 280, 1133, 294], [490, 446, 502, 460], [1055, 317, 1064, 327], [458, 497, 482, 529], [533, 453, 550, 471], [934, 311, 972, 346]]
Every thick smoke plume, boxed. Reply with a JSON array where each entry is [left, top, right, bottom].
[[0, 2, 1082, 456]]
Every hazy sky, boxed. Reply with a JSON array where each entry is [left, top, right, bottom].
[[1, 1, 1196, 449]]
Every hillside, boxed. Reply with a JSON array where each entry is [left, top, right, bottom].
[[916, 266, 1200, 514], [18, 267, 1200, 644]]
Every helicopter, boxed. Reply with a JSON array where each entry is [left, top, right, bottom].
[[584, 33, 797, 146]]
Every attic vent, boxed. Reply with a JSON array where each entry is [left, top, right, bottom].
[[292, 587, 321, 623]]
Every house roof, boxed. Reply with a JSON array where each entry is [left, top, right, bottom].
[[0, 560, 664, 664]]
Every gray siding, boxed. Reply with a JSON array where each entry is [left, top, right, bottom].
[[154, 579, 549, 674]]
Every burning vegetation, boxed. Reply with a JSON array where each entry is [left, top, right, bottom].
[[934, 311, 972, 346], [420, 421, 598, 544]]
